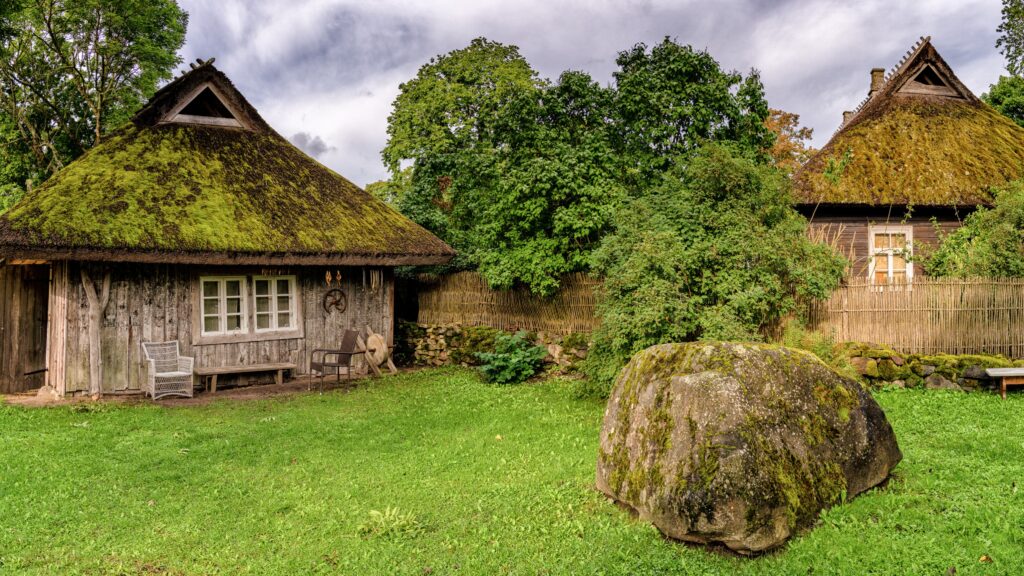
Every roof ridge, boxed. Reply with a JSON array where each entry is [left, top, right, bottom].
[[832, 36, 931, 137]]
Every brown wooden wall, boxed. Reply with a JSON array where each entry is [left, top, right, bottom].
[[54, 263, 394, 395], [0, 264, 49, 393], [806, 210, 964, 279]]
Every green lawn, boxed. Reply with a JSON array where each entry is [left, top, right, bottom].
[[1, 368, 1023, 575]]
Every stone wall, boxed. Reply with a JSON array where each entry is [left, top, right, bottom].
[[408, 323, 588, 370], [845, 343, 1022, 391]]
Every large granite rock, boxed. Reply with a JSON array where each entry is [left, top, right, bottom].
[[596, 342, 902, 554]]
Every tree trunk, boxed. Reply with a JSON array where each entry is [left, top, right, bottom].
[[81, 269, 111, 399]]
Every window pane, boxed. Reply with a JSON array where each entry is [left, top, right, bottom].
[[277, 279, 290, 294], [225, 280, 241, 297], [226, 315, 241, 331], [256, 313, 270, 330], [203, 281, 218, 297], [204, 316, 220, 333], [873, 234, 890, 249], [255, 280, 269, 296], [874, 271, 888, 284], [203, 299, 219, 315], [874, 254, 889, 273], [891, 233, 907, 247], [278, 312, 291, 328], [892, 254, 907, 270], [226, 297, 241, 314], [256, 296, 270, 313], [277, 295, 290, 311]]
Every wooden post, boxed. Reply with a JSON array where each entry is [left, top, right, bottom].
[[81, 268, 111, 399]]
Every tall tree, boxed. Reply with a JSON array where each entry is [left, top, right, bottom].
[[998, 0, 1024, 75], [0, 0, 187, 191], [383, 40, 625, 295], [612, 38, 774, 189], [383, 38, 544, 271], [765, 108, 816, 175]]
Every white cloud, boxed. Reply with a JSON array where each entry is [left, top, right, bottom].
[[176, 0, 1006, 185]]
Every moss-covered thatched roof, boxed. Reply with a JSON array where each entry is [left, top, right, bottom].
[[0, 62, 454, 266], [794, 38, 1024, 207]]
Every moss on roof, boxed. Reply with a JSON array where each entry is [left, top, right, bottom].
[[795, 97, 1024, 206], [0, 65, 454, 265], [794, 39, 1024, 208]]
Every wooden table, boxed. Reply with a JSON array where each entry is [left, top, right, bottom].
[[984, 368, 1024, 400], [195, 362, 297, 393]]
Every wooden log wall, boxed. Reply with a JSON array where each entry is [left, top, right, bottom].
[[807, 218, 961, 279], [0, 264, 49, 393], [55, 263, 393, 395], [807, 277, 1024, 357]]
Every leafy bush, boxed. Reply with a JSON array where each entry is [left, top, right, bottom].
[[450, 325, 500, 365], [476, 331, 547, 384], [925, 179, 1024, 277], [582, 144, 847, 394], [357, 507, 424, 540]]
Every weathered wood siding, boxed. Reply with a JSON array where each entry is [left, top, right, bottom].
[[0, 264, 49, 393], [56, 263, 394, 394], [805, 207, 967, 278]]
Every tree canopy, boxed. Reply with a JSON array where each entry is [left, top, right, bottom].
[[983, 75, 1024, 127], [382, 36, 778, 295], [998, 0, 1024, 76], [0, 0, 187, 208]]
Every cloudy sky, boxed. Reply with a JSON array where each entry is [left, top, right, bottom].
[[176, 0, 1006, 187]]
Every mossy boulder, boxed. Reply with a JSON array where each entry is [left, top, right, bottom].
[[596, 342, 902, 554]]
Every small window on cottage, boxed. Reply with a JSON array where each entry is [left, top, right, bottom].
[[253, 276, 296, 332], [200, 277, 248, 336], [869, 226, 913, 284]]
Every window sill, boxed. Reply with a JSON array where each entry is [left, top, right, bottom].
[[193, 328, 305, 346]]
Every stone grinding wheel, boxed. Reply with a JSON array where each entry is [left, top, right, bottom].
[[363, 327, 398, 376]]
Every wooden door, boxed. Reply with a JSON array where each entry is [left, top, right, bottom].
[[0, 264, 50, 393]]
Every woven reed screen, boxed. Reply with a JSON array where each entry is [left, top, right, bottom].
[[807, 278, 1024, 357], [416, 271, 599, 335]]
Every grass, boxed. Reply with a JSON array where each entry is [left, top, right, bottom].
[[1, 368, 1022, 575]]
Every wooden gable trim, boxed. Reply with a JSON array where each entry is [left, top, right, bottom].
[[161, 81, 250, 130]]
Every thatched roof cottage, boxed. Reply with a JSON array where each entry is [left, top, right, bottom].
[[0, 60, 454, 396], [794, 37, 1024, 282]]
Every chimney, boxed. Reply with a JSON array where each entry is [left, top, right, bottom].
[[869, 68, 885, 97], [843, 110, 854, 124]]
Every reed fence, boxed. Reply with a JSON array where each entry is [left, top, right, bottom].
[[416, 271, 599, 335], [807, 277, 1024, 357]]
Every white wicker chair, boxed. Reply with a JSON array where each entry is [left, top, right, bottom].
[[142, 341, 195, 400]]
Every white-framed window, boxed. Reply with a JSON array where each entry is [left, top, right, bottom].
[[253, 276, 297, 332], [868, 225, 913, 284], [200, 276, 249, 336]]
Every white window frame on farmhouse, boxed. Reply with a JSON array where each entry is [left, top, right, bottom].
[[199, 276, 249, 336], [868, 225, 914, 284], [253, 275, 297, 333]]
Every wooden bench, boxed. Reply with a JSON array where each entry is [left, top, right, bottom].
[[195, 362, 297, 393], [985, 368, 1024, 400]]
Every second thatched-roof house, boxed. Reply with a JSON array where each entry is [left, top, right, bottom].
[[794, 36, 1024, 283], [0, 59, 454, 397]]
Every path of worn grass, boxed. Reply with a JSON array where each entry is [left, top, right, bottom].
[[1, 368, 1022, 574]]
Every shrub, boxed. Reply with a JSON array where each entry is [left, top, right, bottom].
[[476, 331, 547, 384], [925, 179, 1024, 277], [582, 144, 847, 394], [450, 325, 500, 365]]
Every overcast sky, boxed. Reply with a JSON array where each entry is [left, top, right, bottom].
[[175, 0, 1006, 187]]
